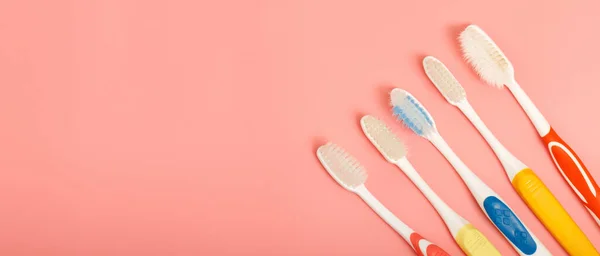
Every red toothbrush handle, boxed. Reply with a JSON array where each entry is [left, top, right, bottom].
[[409, 233, 450, 256], [542, 127, 600, 221]]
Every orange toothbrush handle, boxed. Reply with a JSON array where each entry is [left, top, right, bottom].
[[409, 233, 451, 256], [542, 127, 600, 221]]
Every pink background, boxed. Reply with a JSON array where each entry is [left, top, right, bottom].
[[1, 0, 599, 255]]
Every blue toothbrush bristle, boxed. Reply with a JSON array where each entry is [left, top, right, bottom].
[[391, 94, 435, 137], [392, 105, 424, 136], [407, 95, 433, 126]]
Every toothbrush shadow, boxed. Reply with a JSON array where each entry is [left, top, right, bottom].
[[312, 137, 328, 153], [376, 83, 395, 112], [446, 23, 483, 81], [354, 111, 368, 132], [447, 23, 468, 57], [414, 53, 428, 76]]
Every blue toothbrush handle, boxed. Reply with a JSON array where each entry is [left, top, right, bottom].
[[482, 196, 541, 255]]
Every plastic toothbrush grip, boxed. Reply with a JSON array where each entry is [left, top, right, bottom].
[[408, 233, 450, 256], [542, 128, 600, 221], [512, 168, 598, 255], [454, 224, 501, 256], [479, 196, 537, 255]]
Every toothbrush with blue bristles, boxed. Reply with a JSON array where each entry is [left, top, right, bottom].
[[390, 88, 548, 256], [361, 115, 501, 256]]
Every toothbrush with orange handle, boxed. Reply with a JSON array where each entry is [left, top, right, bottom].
[[460, 24, 600, 225], [423, 55, 592, 255], [542, 124, 600, 224], [317, 143, 451, 256]]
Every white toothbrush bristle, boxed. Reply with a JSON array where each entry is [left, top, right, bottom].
[[459, 25, 514, 87], [317, 143, 368, 191], [360, 115, 407, 163], [423, 56, 467, 105]]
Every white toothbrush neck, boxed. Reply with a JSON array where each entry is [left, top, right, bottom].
[[396, 158, 467, 236], [505, 81, 551, 136], [354, 184, 413, 241], [428, 133, 493, 203], [457, 101, 526, 181]]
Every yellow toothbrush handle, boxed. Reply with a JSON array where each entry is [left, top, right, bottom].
[[512, 169, 598, 255], [455, 224, 501, 256]]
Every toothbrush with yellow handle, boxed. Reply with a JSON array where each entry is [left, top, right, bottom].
[[360, 115, 501, 256], [459, 24, 600, 227], [423, 55, 596, 256], [390, 88, 550, 256]]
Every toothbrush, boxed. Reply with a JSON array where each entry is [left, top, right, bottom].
[[459, 24, 600, 227], [425, 55, 580, 256], [390, 88, 548, 256], [360, 115, 501, 256], [316, 143, 450, 256]]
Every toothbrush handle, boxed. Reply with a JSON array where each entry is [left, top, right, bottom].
[[355, 186, 451, 256], [512, 168, 598, 255], [542, 127, 600, 224], [409, 233, 451, 256], [479, 195, 538, 255], [454, 224, 501, 256]]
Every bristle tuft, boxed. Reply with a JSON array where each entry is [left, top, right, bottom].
[[459, 25, 514, 87], [360, 115, 407, 163], [423, 56, 467, 105], [390, 89, 436, 137], [316, 143, 368, 191]]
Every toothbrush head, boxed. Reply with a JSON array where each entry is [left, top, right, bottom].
[[390, 88, 437, 138], [317, 143, 368, 192], [459, 24, 515, 87], [423, 56, 467, 106], [360, 115, 407, 163]]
